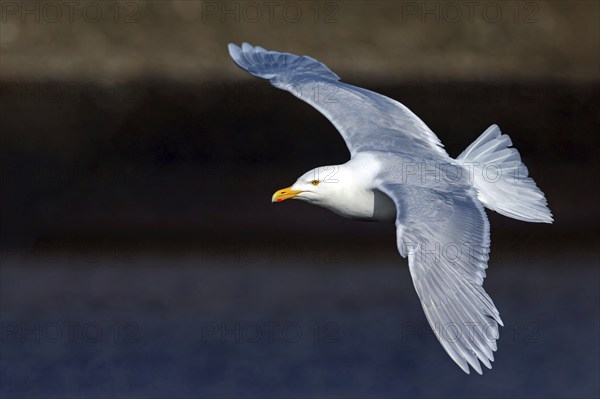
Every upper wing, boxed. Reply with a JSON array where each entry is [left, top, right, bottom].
[[379, 182, 503, 375], [228, 43, 448, 159]]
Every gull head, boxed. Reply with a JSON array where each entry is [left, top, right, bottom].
[[270, 162, 394, 222], [271, 166, 343, 205]]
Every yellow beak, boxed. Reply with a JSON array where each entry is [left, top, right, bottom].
[[272, 186, 302, 203]]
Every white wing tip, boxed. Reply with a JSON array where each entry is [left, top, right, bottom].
[[228, 42, 256, 70], [227, 42, 341, 83], [227, 42, 240, 54], [457, 358, 492, 375], [227, 43, 243, 67]]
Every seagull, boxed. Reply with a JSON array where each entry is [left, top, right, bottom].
[[228, 43, 553, 374]]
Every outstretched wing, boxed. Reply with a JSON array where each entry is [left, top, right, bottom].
[[379, 182, 503, 375], [228, 43, 448, 159]]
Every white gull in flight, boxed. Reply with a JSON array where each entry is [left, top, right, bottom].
[[228, 43, 553, 374]]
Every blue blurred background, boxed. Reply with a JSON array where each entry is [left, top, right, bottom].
[[1, 1, 599, 397]]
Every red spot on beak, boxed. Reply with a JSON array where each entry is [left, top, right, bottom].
[[277, 198, 283, 202]]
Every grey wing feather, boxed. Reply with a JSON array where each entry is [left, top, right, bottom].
[[379, 182, 503, 375], [228, 43, 448, 159]]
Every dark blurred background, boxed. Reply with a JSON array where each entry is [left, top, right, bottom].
[[1, 1, 599, 397]]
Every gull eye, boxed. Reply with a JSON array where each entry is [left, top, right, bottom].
[[311, 180, 320, 186]]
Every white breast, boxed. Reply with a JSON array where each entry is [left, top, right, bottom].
[[318, 154, 397, 222]]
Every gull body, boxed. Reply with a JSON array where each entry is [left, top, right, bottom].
[[228, 43, 552, 374]]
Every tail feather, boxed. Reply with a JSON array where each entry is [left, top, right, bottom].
[[457, 125, 553, 223]]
